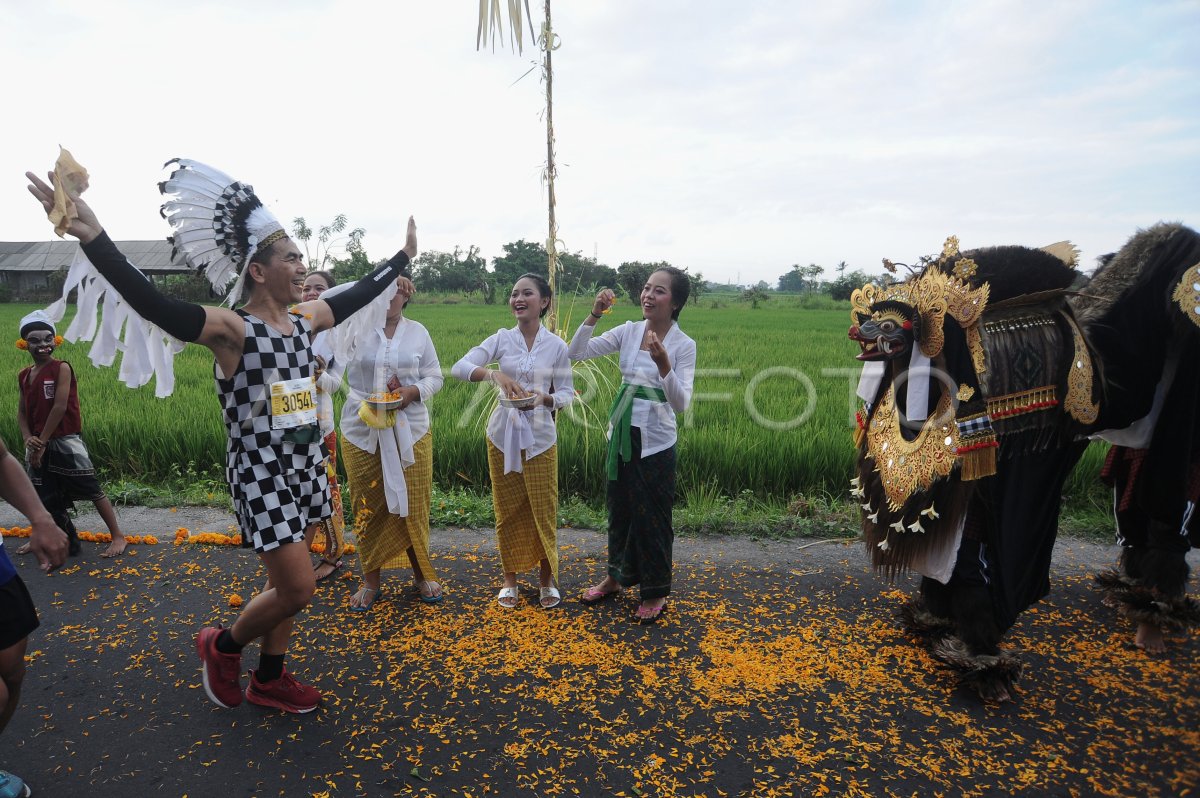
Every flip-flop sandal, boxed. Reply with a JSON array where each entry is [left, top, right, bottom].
[[496, 586, 520, 608], [539, 586, 562, 609], [314, 558, 343, 582], [416, 580, 444, 604], [350, 585, 381, 612], [579, 585, 621, 605], [635, 601, 668, 625]]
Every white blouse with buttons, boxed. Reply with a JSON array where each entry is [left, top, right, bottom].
[[450, 325, 574, 462], [340, 318, 443, 452], [567, 319, 696, 458]]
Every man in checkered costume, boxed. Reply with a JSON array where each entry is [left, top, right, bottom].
[[27, 166, 417, 714]]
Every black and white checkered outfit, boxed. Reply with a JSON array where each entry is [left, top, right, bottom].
[[217, 312, 331, 553]]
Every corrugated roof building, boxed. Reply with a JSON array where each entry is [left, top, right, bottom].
[[0, 240, 190, 300]]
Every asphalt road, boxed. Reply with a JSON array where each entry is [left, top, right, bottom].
[[1, 504, 1197, 798]]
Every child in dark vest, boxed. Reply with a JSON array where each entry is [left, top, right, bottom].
[[15, 310, 126, 558]]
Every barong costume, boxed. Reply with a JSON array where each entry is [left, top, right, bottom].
[[848, 237, 1100, 699], [1082, 225, 1200, 630]]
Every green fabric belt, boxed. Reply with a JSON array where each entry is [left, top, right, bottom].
[[606, 383, 667, 480]]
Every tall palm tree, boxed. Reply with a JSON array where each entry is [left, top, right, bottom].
[[478, 0, 565, 330]]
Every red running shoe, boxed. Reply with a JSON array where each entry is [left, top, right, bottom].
[[245, 669, 321, 714], [196, 626, 244, 708]]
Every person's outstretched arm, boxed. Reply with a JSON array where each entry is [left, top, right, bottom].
[[303, 217, 419, 334], [0, 438, 68, 572], [568, 288, 623, 361]]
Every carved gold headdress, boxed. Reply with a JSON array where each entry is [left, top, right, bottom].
[[854, 236, 998, 485], [850, 236, 990, 361]]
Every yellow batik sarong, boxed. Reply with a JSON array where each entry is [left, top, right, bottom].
[[314, 431, 346, 559], [487, 439, 559, 582], [342, 432, 437, 580]]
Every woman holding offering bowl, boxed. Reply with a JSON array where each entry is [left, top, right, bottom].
[[339, 276, 444, 610], [451, 273, 574, 609]]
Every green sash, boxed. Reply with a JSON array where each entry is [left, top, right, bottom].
[[606, 383, 667, 480]]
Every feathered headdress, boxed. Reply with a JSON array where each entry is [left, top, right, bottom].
[[159, 159, 289, 305]]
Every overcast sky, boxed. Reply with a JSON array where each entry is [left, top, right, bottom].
[[1, 0, 1197, 286]]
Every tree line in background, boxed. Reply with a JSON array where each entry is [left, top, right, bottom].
[[294, 216, 709, 306], [145, 215, 879, 306], [295, 217, 893, 307], [774, 262, 880, 301]]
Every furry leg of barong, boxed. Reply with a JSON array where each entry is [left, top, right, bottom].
[[487, 440, 559, 583], [898, 594, 1023, 703], [899, 594, 955, 639], [1094, 570, 1200, 632], [342, 432, 437, 580], [928, 636, 1025, 704]]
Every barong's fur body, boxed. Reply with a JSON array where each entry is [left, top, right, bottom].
[[850, 224, 1200, 701]]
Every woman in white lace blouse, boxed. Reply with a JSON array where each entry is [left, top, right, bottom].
[[568, 267, 696, 624], [339, 277, 444, 610], [301, 270, 348, 582], [451, 274, 574, 609]]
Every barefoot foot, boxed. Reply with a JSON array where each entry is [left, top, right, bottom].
[[101, 537, 128, 558], [1135, 621, 1166, 653]]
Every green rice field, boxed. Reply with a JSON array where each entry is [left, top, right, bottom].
[[0, 299, 1107, 510]]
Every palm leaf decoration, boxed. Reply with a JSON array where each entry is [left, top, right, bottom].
[[476, 0, 566, 332], [477, 0, 536, 53]]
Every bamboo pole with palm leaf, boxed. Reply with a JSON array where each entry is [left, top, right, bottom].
[[478, 0, 564, 331]]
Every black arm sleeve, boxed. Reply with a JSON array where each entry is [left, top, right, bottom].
[[80, 231, 207, 342], [323, 251, 411, 325]]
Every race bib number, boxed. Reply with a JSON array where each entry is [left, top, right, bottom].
[[270, 377, 317, 430]]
